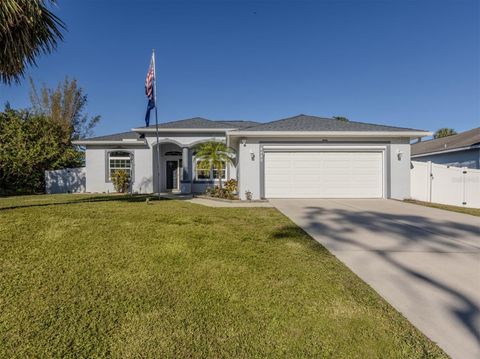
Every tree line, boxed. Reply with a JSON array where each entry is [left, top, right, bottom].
[[0, 78, 99, 195]]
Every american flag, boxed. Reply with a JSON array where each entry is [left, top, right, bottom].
[[144, 54, 155, 126], [145, 58, 154, 100]]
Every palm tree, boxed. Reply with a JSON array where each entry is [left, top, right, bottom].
[[434, 128, 457, 139], [195, 141, 235, 189], [333, 116, 349, 122], [0, 0, 65, 84]]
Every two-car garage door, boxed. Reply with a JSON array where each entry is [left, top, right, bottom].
[[264, 151, 384, 198]]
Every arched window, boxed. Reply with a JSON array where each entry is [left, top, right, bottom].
[[108, 151, 132, 180], [164, 151, 182, 156]]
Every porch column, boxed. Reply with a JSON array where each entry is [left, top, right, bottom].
[[180, 147, 192, 194]]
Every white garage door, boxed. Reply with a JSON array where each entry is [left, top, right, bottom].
[[264, 151, 384, 198]]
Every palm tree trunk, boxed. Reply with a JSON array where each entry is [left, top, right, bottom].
[[218, 163, 223, 189]]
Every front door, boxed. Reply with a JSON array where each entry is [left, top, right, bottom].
[[166, 160, 179, 190]]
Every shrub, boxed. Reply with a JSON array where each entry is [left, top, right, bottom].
[[224, 179, 238, 194], [205, 184, 236, 200], [111, 169, 130, 193]]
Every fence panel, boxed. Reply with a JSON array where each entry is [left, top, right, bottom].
[[45, 167, 86, 194], [464, 170, 480, 208], [430, 164, 465, 206], [410, 161, 430, 202], [410, 161, 480, 208]]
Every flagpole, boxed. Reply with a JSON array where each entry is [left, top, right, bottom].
[[152, 49, 161, 200]]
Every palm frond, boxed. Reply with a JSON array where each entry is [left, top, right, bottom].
[[0, 0, 66, 84]]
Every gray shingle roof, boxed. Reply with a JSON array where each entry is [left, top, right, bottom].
[[236, 114, 425, 132], [412, 127, 480, 156], [80, 115, 425, 142], [138, 117, 259, 129], [81, 118, 260, 142], [82, 131, 143, 141]]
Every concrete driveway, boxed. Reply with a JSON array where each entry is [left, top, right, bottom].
[[270, 199, 480, 359]]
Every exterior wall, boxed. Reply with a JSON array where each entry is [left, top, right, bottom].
[[133, 147, 154, 193], [412, 149, 480, 169], [84, 132, 236, 194], [85, 147, 113, 193], [388, 141, 411, 200], [237, 139, 261, 200], [236, 137, 412, 200], [85, 145, 151, 193], [84, 133, 413, 199]]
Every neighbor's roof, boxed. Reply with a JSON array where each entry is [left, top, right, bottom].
[[233, 114, 425, 132], [411, 127, 480, 156], [134, 117, 259, 130]]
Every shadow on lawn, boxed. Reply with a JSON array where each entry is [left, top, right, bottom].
[[0, 193, 192, 211], [274, 204, 480, 349]]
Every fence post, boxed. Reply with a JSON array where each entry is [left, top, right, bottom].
[[427, 161, 433, 202], [462, 167, 467, 206]]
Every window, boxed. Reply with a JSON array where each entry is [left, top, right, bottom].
[[109, 151, 132, 180], [195, 160, 211, 180], [195, 160, 226, 180], [213, 164, 226, 180]]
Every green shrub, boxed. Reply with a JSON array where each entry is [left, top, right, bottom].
[[111, 169, 130, 193]]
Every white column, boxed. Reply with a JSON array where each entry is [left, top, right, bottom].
[[180, 147, 191, 194]]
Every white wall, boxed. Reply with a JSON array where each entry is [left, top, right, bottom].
[[388, 142, 411, 200], [85, 146, 152, 193], [85, 148, 113, 193], [133, 147, 153, 193], [411, 161, 480, 208], [45, 167, 86, 194], [237, 140, 261, 200]]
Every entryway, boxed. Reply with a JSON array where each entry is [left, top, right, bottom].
[[166, 159, 182, 191]]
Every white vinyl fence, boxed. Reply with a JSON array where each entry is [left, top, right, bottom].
[[411, 161, 480, 208], [45, 167, 86, 194]]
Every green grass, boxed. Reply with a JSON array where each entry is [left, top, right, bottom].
[[405, 199, 480, 217], [0, 194, 446, 358]]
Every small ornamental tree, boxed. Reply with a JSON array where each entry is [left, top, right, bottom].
[[195, 141, 235, 189], [111, 169, 130, 193]]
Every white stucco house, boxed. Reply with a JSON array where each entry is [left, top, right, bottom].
[[72, 114, 430, 200]]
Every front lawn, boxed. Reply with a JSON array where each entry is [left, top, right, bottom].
[[405, 199, 480, 217], [0, 194, 446, 358]]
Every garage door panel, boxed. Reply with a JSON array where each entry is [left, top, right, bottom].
[[264, 151, 383, 198]]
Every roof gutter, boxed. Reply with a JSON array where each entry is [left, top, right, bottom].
[[227, 130, 432, 139]]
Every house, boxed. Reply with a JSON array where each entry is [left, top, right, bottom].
[[411, 127, 480, 169], [72, 114, 430, 200]]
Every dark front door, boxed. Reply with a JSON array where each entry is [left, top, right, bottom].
[[166, 160, 179, 190]]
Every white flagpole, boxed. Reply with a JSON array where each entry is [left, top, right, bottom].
[[152, 49, 161, 199]]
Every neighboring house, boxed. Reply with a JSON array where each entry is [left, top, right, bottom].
[[72, 114, 429, 200], [411, 127, 480, 169]]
